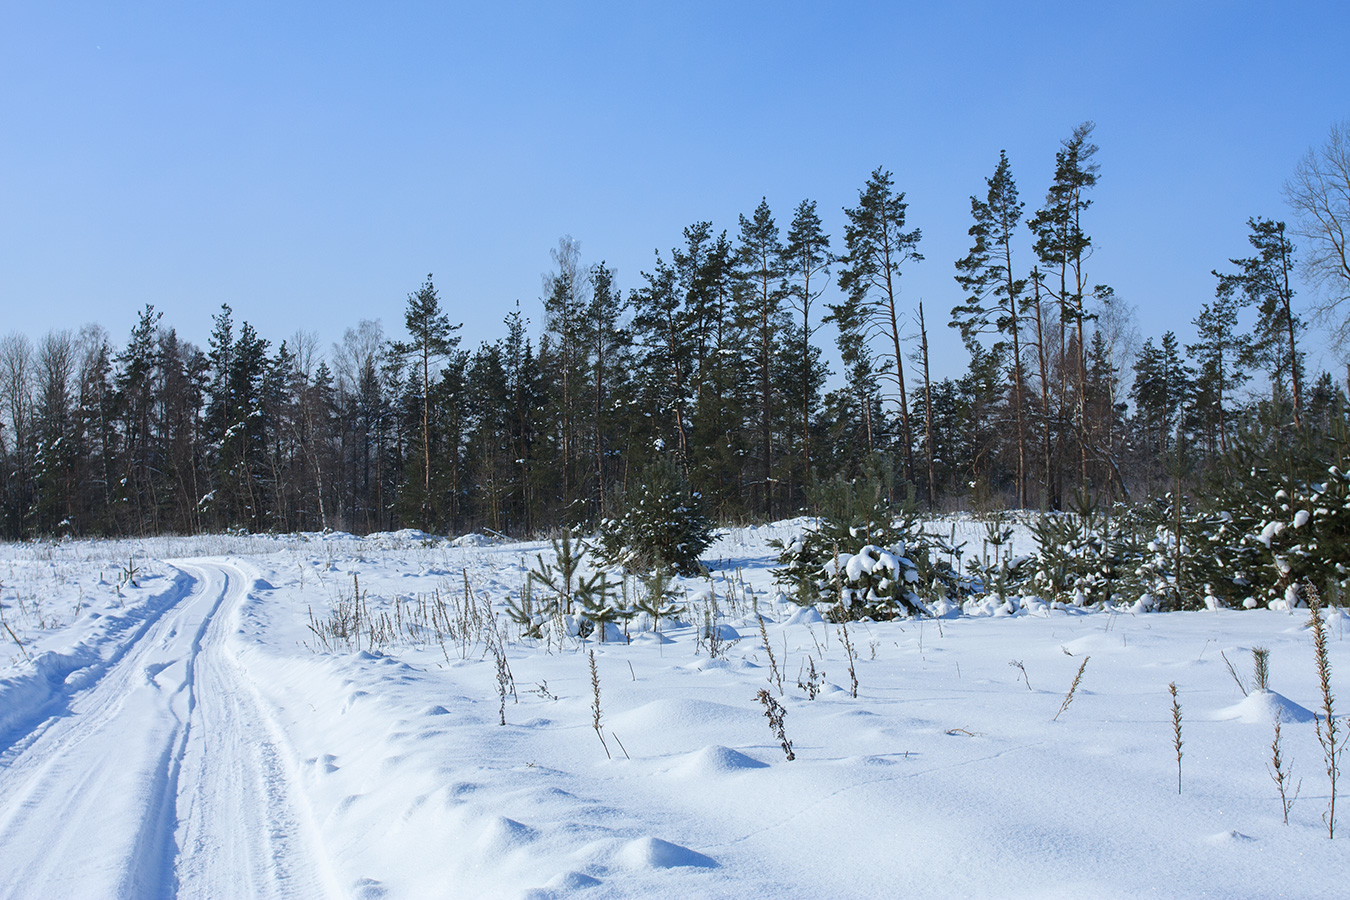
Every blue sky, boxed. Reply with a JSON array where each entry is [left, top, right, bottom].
[[2, 1, 1347, 381]]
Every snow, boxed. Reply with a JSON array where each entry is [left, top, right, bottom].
[[2, 522, 1350, 898], [1211, 689, 1316, 724]]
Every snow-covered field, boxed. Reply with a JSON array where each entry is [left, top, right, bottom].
[[2, 521, 1349, 899]]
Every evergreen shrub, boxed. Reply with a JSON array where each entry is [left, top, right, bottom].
[[596, 460, 714, 576], [772, 460, 967, 619]]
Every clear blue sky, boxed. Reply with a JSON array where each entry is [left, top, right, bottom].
[[2, 1, 1347, 380]]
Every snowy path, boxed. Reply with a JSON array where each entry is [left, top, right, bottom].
[[0, 560, 339, 900]]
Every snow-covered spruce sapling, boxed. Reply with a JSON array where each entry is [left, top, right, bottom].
[[1169, 682, 1184, 795], [770, 466, 962, 619], [530, 529, 589, 616], [596, 459, 714, 576], [757, 689, 794, 761], [699, 590, 737, 660], [576, 570, 627, 643], [1270, 711, 1301, 825], [119, 556, 140, 591], [1308, 585, 1346, 838], [505, 573, 549, 639], [635, 568, 685, 638], [1253, 646, 1270, 692], [1054, 656, 1090, 722]]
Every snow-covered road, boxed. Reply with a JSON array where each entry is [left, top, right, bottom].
[[0, 561, 339, 900]]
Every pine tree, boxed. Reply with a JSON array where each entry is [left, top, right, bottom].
[[836, 167, 923, 487], [32, 330, 77, 535], [630, 252, 693, 470], [737, 198, 787, 517], [228, 322, 271, 529], [685, 227, 747, 518], [392, 275, 461, 529], [1130, 332, 1192, 468], [156, 327, 206, 534], [1217, 218, 1304, 428], [953, 150, 1028, 506], [541, 237, 590, 511], [585, 262, 631, 516], [115, 305, 163, 533], [1188, 279, 1249, 457], [781, 200, 832, 493], [75, 329, 117, 535], [1029, 123, 1105, 493], [333, 319, 389, 533], [826, 280, 880, 460], [504, 306, 543, 533], [915, 302, 937, 507]]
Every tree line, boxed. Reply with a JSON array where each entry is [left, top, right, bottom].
[[2, 120, 1347, 541]]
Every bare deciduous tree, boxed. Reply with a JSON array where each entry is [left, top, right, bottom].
[[1285, 119, 1350, 352]]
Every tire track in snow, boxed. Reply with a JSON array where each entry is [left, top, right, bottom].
[[0, 564, 220, 899], [0, 560, 339, 900], [172, 561, 342, 899]]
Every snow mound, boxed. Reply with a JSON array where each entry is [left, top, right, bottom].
[[612, 698, 749, 732], [449, 532, 493, 547], [1210, 690, 1315, 724], [784, 606, 824, 626], [540, 870, 602, 891], [618, 837, 717, 870], [676, 745, 768, 776], [474, 816, 538, 855], [708, 623, 740, 642]]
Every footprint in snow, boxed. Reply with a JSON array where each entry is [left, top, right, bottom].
[[1206, 830, 1256, 845], [352, 877, 388, 899], [305, 753, 339, 775]]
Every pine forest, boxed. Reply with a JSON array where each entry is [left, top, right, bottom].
[[3, 122, 1348, 604]]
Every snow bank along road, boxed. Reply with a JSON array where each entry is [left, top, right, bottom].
[[0, 560, 341, 900]]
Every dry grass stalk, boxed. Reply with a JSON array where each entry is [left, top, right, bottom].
[[1169, 681, 1184, 795], [1054, 656, 1090, 721], [491, 635, 514, 727], [1308, 584, 1345, 838], [758, 614, 784, 695], [840, 620, 859, 699], [1010, 659, 1032, 691], [1220, 650, 1249, 697], [590, 649, 610, 759], [1270, 711, 1300, 825], [756, 688, 794, 761], [797, 656, 822, 700], [2, 619, 30, 662]]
